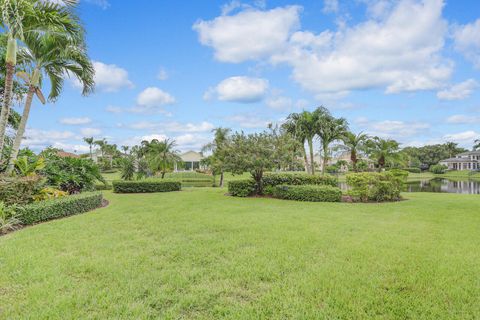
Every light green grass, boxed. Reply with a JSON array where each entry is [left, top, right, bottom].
[[1, 189, 479, 318]]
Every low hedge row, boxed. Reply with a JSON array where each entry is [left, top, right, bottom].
[[263, 173, 338, 187], [272, 185, 342, 202], [112, 180, 181, 193], [94, 183, 113, 191], [16, 192, 103, 225], [228, 180, 255, 197]]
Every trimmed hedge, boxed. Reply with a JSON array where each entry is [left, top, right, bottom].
[[228, 180, 255, 197], [346, 172, 404, 202], [272, 185, 342, 202], [263, 173, 338, 188], [16, 192, 103, 225], [94, 183, 112, 191], [112, 180, 181, 193]]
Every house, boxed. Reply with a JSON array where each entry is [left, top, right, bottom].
[[174, 151, 206, 172], [56, 151, 80, 158], [439, 151, 480, 170]]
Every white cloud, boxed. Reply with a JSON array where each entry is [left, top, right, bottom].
[[121, 133, 211, 152], [323, 0, 339, 14], [437, 79, 478, 100], [205, 76, 269, 103], [92, 61, 133, 92], [266, 95, 293, 110], [193, 6, 301, 63], [137, 87, 176, 108], [59, 117, 92, 125], [357, 119, 430, 138], [446, 114, 480, 124], [127, 121, 214, 133], [85, 0, 109, 9], [453, 19, 480, 69], [21, 128, 75, 149], [80, 127, 102, 136], [443, 131, 480, 144], [157, 68, 168, 81], [227, 114, 270, 128]]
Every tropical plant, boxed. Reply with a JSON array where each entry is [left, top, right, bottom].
[[282, 112, 311, 173], [444, 141, 459, 158], [83, 137, 94, 159], [120, 156, 135, 181], [0, 201, 19, 234], [0, 0, 82, 159], [339, 131, 369, 172], [32, 187, 68, 201], [141, 138, 181, 178], [268, 123, 303, 171], [13, 155, 44, 176], [365, 137, 400, 171], [202, 127, 230, 187], [315, 108, 348, 176], [474, 139, 480, 151]]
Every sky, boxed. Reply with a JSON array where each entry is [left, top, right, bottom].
[[18, 0, 480, 153]]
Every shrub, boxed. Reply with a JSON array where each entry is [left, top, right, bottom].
[[16, 192, 103, 225], [388, 169, 409, 180], [262, 173, 338, 188], [228, 180, 256, 197], [346, 172, 404, 202], [94, 183, 112, 191], [272, 185, 342, 202], [120, 157, 135, 180], [404, 167, 421, 173], [430, 164, 448, 174], [112, 180, 181, 193], [0, 175, 44, 205], [0, 202, 20, 234], [163, 172, 214, 187], [33, 187, 68, 202]]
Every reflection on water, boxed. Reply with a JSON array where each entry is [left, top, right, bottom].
[[339, 178, 480, 195], [405, 178, 480, 194]]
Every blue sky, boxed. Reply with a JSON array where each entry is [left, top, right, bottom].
[[20, 0, 480, 153]]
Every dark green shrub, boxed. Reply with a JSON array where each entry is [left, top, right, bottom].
[[272, 185, 342, 202], [262, 173, 338, 188], [429, 164, 448, 174], [228, 180, 255, 197], [346, 172, 404, 202], [112, 180, 181, 193], [94, 183, 112, 191], [16, 192, 103, 225], [0, 175, 44, 205]]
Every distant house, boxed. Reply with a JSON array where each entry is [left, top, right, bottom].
[[439, 151, 480, 170], [56, 151, 80, 158], [174, 151, 206, 172]]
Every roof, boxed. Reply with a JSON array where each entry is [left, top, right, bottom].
[[56, 151, 80, 158], [457, 150, 480, 156], [180, 151, 204, 162], [439, 157, 478, 163]]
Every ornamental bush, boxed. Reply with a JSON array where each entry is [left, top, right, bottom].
[[262, 173, 338, 188], [272, 185, 342, 202], [0, 175, 44, 206], [346, 172, 404, 202], [429, 164, 448, 174], [16, 192, 103, 225], [112, 180, 181, 193], [228, 180, 256, 197]]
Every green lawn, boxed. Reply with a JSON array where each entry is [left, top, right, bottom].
[[1, 189, 480, 318]]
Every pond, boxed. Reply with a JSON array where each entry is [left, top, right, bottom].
[[339, 178, 480, 195]]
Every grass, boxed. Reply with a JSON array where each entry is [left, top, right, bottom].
[[1, 189, 480, 318]]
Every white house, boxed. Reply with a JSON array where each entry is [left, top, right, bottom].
[[174, 151, 206, 172], [439, 151, 480, 171]]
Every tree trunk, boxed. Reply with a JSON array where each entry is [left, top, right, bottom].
[[322, 144, 328, 176], [302, 144, 310, 173], [219, 171, 224, 187], [161, 171, 165, 179], [0, 62, 15, 159], [253, 169, 263, 194], [308, 138, 315, 175], [351, 150, 357, 172], [89, 145, 93, 160], [6, 86, 35, 173]]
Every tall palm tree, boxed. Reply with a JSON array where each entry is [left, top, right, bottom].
[[282, 112, 312, 174], [340, 131, 368, 172], [365, 137, 400, 171], [6, 33, 94, 172], [444, 141, 458, 158], [83, 137, 94, 159], [474, 139, 480, 151], [121, 145, 129, 155], [0, 0, 81, 159], [143, 138, 181, 178], [202, 127, 230, 187], [316, 111, 348, 176], [94, 138, 106, 158]]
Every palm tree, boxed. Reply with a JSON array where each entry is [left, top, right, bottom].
[[365, 137, 400, 171], [282, 112, 312, 174], [121, 145, 129, 155], [444, 141, 458, 158], [143, 138, 181, 178], [83, 137, 94, 159], [6, 33, 94, 173], [473, 139, 479, 151], [202, 127, 230, 187], [94, 138, 107, 158], [315, 111, 348, 176], [0, 0, 81, 159], [340, 131, 369, 172]]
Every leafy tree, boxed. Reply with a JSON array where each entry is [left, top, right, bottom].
[[141, 138, 181, 178], [0, 0, 82, 159], [6, 31, 94, 172], [224, 131, 276, 194], [339, 131, 369, 172], [365, 137, 400, 171], [13, 155, 44, 176], [401, 143, 467, 168], [202, 127, 230, 187], [315, 108, 348, 176], [268, 123, 303, 171]]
